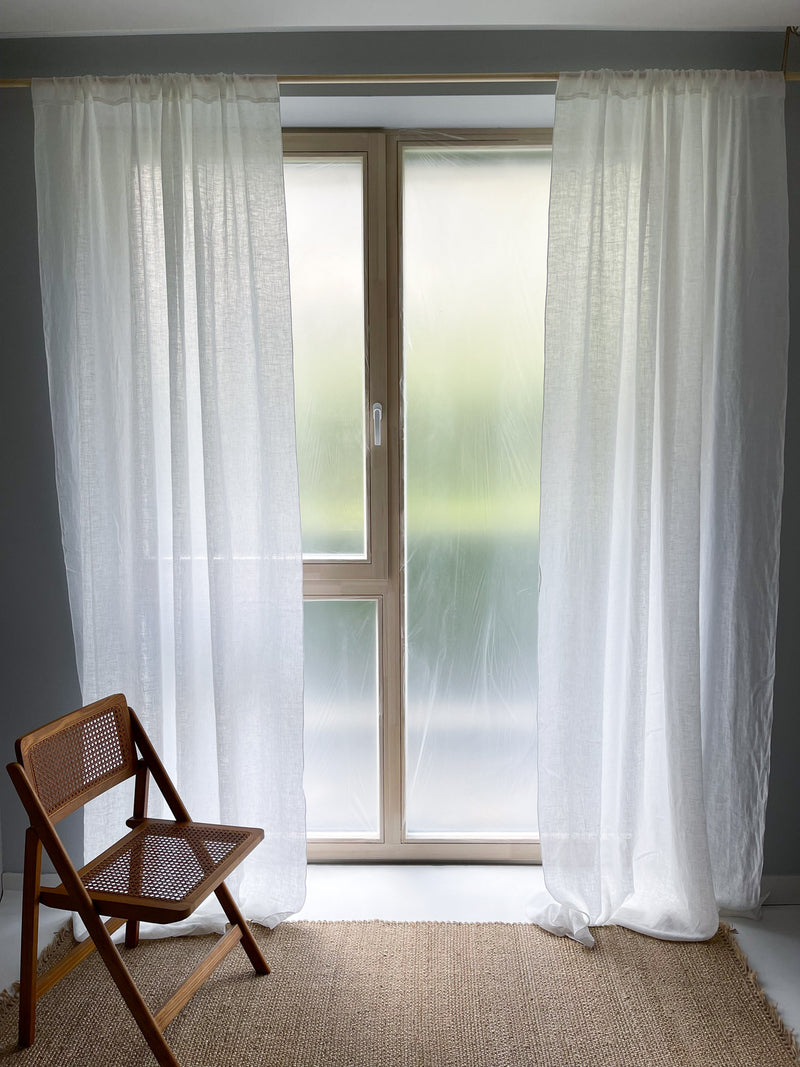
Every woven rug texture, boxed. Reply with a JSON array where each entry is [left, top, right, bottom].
[[0, 920, 797, 1067]]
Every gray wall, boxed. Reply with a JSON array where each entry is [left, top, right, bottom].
[[1, 30, 797, 880]]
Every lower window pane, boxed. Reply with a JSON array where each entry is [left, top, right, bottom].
[[303, 599, 380, 839]]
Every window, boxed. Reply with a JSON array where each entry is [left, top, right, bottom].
[[284, 129, 551, 861]]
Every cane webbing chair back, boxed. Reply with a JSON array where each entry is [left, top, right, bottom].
[[7, 693, 271, 1067], [16, 695, 136, 822]]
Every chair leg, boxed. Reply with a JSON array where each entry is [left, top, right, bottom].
[[19, 827, 42, 1047], [75, 906, 180, 1067], [214, 882, 270, 975], [126, 760, 147, 954]]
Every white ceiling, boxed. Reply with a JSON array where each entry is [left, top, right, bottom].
[[1, 0, 797, 37]]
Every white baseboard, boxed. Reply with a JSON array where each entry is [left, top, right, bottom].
[[4, 870, 800, 904], [761, 875, 800, 906], [2, 872, 61, 892]]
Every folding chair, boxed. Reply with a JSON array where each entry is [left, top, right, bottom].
[[6, 693, 270, 1067]]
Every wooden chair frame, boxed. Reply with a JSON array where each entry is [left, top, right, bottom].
[[6, 694, 270, 1067]]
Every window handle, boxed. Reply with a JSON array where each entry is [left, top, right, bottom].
[[372, 402, 383, 447]]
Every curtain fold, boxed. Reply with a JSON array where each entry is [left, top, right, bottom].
[[531, 69, 789, 946], [33, 73, 305, 932]]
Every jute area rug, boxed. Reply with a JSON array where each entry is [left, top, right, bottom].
[[0, 920, 797, 1067]]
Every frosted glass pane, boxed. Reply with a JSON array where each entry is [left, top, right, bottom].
[[284, 159, 367, 558], [403, 147, 550, 837], [303, 599, 380, 838]]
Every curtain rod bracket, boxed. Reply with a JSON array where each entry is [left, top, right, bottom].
[[782, 26, 800, 75]]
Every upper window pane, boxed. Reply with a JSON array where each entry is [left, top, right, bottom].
[[284, 157, 367, 559]]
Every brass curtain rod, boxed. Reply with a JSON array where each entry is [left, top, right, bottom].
[[2, 69, 800, 88], [1, 72, 561, 87]]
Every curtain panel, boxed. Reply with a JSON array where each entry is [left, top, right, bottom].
[[33, 74, 305, 931], [532, 70, 789, 945]]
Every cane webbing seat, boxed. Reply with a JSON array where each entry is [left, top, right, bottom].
[[7, 694, 271, 1067], [39, 819, 263, 923]]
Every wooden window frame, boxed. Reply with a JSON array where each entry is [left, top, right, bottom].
[[284, 128, 550, 864]]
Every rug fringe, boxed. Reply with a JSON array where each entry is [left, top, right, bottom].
[[0, 922, 75, 1010], [718, 922, 800, 1063]]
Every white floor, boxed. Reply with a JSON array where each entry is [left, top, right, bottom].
[[1, 866, 798, 1047]]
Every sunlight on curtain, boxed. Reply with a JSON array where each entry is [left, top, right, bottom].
[[33, 74, 305, 932]]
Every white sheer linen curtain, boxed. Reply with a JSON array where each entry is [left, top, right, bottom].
[[33, 74, 305, 931], [532, 70, 789, 946]]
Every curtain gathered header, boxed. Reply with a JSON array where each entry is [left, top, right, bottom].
[[31, 72, 281, 105]]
